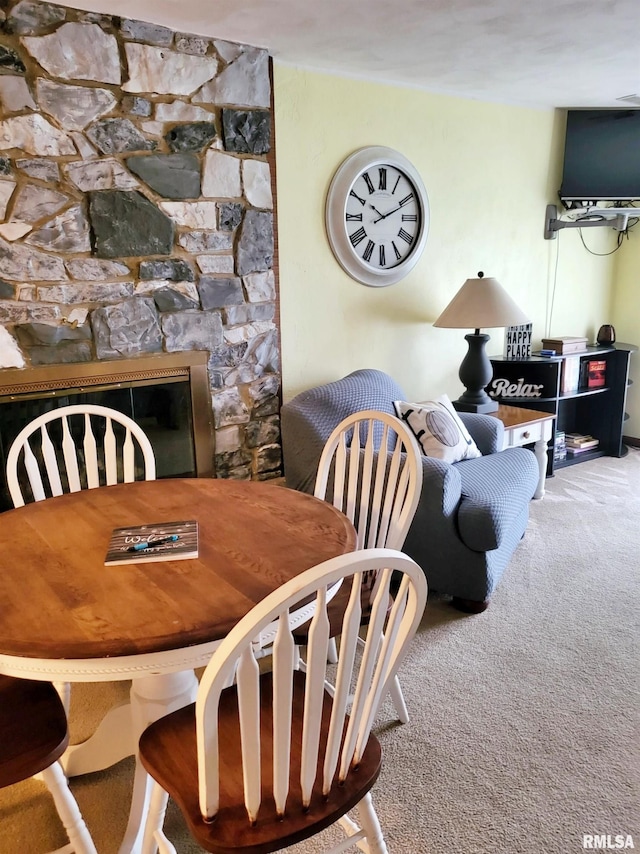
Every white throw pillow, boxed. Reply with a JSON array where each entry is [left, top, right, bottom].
[[393, 394, 482, 463]]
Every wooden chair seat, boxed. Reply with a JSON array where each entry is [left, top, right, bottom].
[[0, 676, 97, 853], [140, 671, 382, 853], [0, 676, 69, 788]]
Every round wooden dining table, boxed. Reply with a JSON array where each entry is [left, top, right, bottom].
[[0, 477, 356, 854]]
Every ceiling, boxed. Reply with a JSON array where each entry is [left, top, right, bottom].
[[65, 0, 640, 109]]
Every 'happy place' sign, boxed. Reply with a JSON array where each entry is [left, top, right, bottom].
[[504, 324, 532, 360]]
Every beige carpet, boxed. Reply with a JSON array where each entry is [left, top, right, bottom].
[[2, 451, 639, 853]]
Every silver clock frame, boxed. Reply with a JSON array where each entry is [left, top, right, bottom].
[[325, 146, 430, 287]]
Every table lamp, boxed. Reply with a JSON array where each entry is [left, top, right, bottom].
[[433, 271, 530, 413]]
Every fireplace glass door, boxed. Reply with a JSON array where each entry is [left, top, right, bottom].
[[0, 377, 196, 513]]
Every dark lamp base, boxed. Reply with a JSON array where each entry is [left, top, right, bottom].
[[454, 331, 499, 414], [452, 398, 499, 414]]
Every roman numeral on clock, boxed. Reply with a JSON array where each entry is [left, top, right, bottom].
[[379, 244, 386, 266], [402, 214, 418, 221], [399, 193, 414, 207], [349, 226, 367, 247], [362, 172, 375, 194], [391, 241, 401, 260], [362, 239, 375, 262], [349, 189, 366, 206], [398, 228, 413, 244], [378, 168, 387, 190], [346, 213, 363, 221], [391, 175, 401, 194]]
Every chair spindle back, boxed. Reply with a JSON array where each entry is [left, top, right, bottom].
[[194, 548, 427, 825], [7, 403, 156, 507]]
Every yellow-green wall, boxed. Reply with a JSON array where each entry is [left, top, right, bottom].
[[611, 231, 640, 437], [274, 64, 634, 432]]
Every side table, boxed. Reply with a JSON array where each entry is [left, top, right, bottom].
[[488, 404, 554, 499]]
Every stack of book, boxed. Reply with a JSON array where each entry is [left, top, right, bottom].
[[565, 433, 599, 456]]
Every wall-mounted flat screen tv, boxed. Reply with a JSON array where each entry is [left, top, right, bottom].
[[559, 109, 640, 203]]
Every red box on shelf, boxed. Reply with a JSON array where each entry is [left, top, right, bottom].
[[587, 359, 606, 388]]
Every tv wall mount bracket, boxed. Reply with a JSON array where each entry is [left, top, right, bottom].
[[544, 204, 631, 240]]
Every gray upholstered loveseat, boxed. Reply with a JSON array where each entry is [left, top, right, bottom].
[[281, 369, 539, 612]]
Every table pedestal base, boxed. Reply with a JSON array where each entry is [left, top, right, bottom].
[[121, 669, 198, 854], [62, 702, 134, 777], [62, 670, 199, 854]]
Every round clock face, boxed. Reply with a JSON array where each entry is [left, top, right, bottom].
[[325, 147, 429, 287]]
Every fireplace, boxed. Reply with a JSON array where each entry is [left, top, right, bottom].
[[0, 2, 283, 493], [0, 352, 214, 512]]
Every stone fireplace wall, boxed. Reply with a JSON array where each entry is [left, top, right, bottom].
[[0, 0, 282, 480]]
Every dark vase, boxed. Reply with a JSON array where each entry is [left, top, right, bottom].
[[596, 324, 616, 346]]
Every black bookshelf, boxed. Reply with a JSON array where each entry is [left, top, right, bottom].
[[489, 343, 636, 475]]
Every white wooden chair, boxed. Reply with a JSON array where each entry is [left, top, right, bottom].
[[6, 403, 156, 712], [299, 409, 423, 724], [138, 548, 427, 854], [0, 675, 97, 854], [6, 402, 156, 508]]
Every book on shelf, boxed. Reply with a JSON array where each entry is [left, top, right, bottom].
[[553, 430, 567, 462], [104, 520, 199, 566], [554, 430, 567, 461], [587, 359, 606, 388], [560, 355, 581, 393], [578, 359, 589, 389], [566, 444, 599, 456]]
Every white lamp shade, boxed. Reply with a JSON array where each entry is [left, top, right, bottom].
[[433, 275, 530, 330]]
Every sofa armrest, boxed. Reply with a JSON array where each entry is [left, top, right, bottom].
[[419, 454, 463, 516], [281, 404, 327, 494], [455, 448, 538, 551], [459, 412, 504, 455]]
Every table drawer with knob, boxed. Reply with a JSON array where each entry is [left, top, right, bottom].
[[501, 419, 547, 449]]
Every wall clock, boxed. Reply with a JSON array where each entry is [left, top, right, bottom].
[[325, 146, 429, 287]]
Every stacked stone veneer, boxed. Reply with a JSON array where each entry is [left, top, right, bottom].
[[0, 0, 282, 480]]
